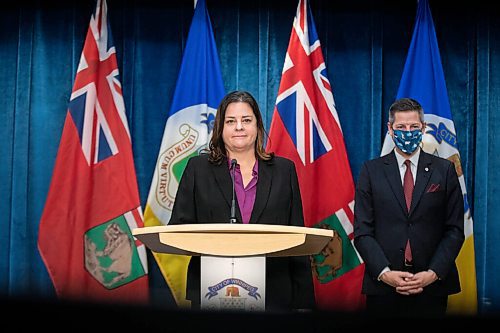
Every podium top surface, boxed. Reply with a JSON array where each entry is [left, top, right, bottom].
[[132, 223, 333, 257]]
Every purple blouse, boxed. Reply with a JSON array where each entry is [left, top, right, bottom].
[[229, 159, 258, 224]]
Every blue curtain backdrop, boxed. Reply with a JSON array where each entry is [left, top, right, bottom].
[[0, 0, 498, 314]]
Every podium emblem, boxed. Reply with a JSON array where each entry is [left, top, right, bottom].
[[201, 257, 265, 311]]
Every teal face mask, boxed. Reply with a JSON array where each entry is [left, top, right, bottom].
[[392, 129, 422, 155]]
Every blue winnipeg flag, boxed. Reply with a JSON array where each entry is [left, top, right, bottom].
[[144, 0, 226, 307]]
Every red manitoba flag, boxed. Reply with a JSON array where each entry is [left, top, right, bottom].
[[38, 0, 148, 303], [267, 0, 365, 311]]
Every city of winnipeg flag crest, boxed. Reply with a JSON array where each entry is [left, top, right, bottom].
[[267, 0, 365, 311], [38, 0, 148, 302], [143, 0, 225, 307]]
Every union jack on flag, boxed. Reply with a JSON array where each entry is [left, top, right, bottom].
[[68, 0, 128, 165], [274, 0, 342, 166], [267, 0, 365, 311], [38, 0, 148, 303]]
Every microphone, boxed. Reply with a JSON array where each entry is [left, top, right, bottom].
[[229, 159, 237, 223]]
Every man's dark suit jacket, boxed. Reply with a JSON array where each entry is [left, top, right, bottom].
[[354, 150, 464, 296], [169, 154, 315, 311]]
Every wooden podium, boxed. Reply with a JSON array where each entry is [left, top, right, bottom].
[[132, 223, 333, 257], [133, 224, 333, 311]]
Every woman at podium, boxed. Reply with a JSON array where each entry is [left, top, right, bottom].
[[169, 90, 315, 312]]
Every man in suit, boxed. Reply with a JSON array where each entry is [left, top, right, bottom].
[[354, 98, 464, 316], [169, 91, 315, 312]]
